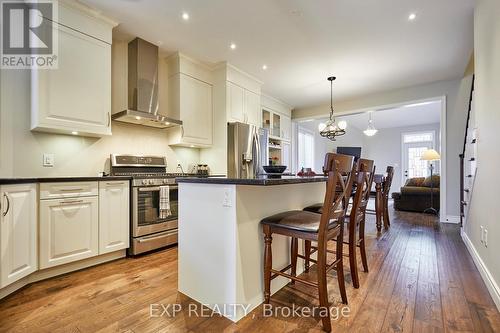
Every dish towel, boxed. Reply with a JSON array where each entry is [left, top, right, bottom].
[[159, 185, 171, 219]]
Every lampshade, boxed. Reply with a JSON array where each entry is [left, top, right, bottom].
[[421, 149, 441, 161]]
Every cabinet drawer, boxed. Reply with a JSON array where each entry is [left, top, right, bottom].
[[40, 182, 98, 199]]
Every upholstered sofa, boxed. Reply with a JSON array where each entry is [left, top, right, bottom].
[[392, 175, 440, 212]]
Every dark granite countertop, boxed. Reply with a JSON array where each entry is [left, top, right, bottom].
[[176, 175, 328, 186], [0, 176, 132, 185]]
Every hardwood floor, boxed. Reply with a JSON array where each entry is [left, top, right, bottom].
[[1, 209, 499, 332]]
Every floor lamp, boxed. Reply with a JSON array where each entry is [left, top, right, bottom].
[[421, 149, 441, 215]]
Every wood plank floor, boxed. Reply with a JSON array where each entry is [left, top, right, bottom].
[[1, 209, 499, 333]]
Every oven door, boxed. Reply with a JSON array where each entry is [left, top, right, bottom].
[[132, 185, 178, 237]]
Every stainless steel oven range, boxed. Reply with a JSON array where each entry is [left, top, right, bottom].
[[110, 154, 179, 255]]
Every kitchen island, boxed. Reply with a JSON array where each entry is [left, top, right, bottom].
[[176, 176, 327, 321]]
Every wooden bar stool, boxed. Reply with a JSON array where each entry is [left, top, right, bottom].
[[304, 158, 375, 289], [302, 153, 355, 214], [260, 154, 355, 332]]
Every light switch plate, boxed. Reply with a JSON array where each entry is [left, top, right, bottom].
[[43, 153, 54, 167], [222, 188, 232, 207]]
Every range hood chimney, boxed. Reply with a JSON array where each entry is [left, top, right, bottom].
[[112, 38, 182, 128]]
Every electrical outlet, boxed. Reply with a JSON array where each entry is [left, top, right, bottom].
[[484, 229, 488, 247], [480, 225, 484, 243], [43, 153, 54, 167], [222, 188, 232, 207]]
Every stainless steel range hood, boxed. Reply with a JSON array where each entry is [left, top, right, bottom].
[[112, 38, 182, 129]]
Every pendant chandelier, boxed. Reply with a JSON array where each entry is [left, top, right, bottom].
[[363, 112, 378, 136], [318, 76, 347, 141]]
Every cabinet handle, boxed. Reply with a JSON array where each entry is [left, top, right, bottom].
[[106, 182, 125, 185], [61, 200, 84, 204], [60, 188, 84, 192], [2, 193, 10, 217], [108, 112, 111, 127], [181, 126, 184, 137]]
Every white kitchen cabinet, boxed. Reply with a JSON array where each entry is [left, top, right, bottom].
[[227, 82, 245, 123], [244, 90, 261, 127], [167, 74, 213, 147], [227, 82, 261, 127], [166, 53, 214, 148], [40, 195, 99, 269], [99, 181, 130, 254], [0, 184, 37, 288], [282, 142, 291, 172], [31, 3, 116, 137], [281, 115, 292, 141]]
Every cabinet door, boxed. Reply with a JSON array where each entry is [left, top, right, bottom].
[[244, 90, 261, 127], [180, 75, 213, 145], [272, 113, 281, 137], [227, 82, 245, 123], [0, 184, 37, 288], [31, 24, 111, 137], [99, 181, 130, 254], [282, 142, 291, 172], [281, 114, 292, 140], [40, 196, 99, 269]]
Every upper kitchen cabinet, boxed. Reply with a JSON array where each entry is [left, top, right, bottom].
[[0, 184, 37, 288], [31, 1, 117, 137], [225, 65, 262, 127], [261, 95, 292, 141], [166, 53, 213, 148]]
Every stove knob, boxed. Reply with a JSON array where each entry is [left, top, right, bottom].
[[142, 179, 148, 185], [163, 179, 169, 184], [149, 179, 154, 185]]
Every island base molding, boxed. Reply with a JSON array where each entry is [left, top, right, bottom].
[[0, 250, 126, 300]]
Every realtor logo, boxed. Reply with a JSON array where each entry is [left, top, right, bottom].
[[1, 0, 58, 69]]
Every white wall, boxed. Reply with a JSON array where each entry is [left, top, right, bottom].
[[298, 119, 365, 173], [293, 77, 472, 218], [363, 123, 441, 194], [0, 61, 200, 178], [463, 0, 500, 310]]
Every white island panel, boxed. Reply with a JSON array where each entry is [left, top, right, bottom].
[[178, 181, 325, 322]]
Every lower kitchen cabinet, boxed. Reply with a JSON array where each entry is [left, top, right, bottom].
[[99, 181, 130, 254], [39, 196, 99, 269], [0, 184, 37, 288]]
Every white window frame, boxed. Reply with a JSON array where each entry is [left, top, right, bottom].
[[297, 126, 315, 171]]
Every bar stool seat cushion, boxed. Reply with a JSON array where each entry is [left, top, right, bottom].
[[261, 210, 340, 233], [303, 203, 323, 214], [304, 202, 353, 216]]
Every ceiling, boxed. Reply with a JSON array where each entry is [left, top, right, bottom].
[[333, 100, 441, 131], [81, 0, 475, 109]]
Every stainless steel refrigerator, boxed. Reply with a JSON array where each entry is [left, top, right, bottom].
[[227, 122, 268, 178]]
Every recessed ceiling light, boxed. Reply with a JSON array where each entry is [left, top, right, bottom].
[[182, 12, 189, 21], [71, 131, 78, 135], [190, 145, 195, 148], [135, 116, 141, 120], [230, 43, 236, 50], [408, 13, 417, 21], [165, 122, 170, 125], [262, 64, 268, 70]]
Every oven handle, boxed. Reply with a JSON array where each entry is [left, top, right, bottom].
[[137, 230, 178, 243], [138, 186, 178, 192]]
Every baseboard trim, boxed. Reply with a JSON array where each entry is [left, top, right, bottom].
[[0, 250, 126, 300], [445, 215, 461, 224], [461, 230, 500, 311]]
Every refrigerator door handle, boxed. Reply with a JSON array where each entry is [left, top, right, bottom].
[[253, 129, 260, 177]]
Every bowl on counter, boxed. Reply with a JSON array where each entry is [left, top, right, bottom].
[[263, 165, 287, 178]]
